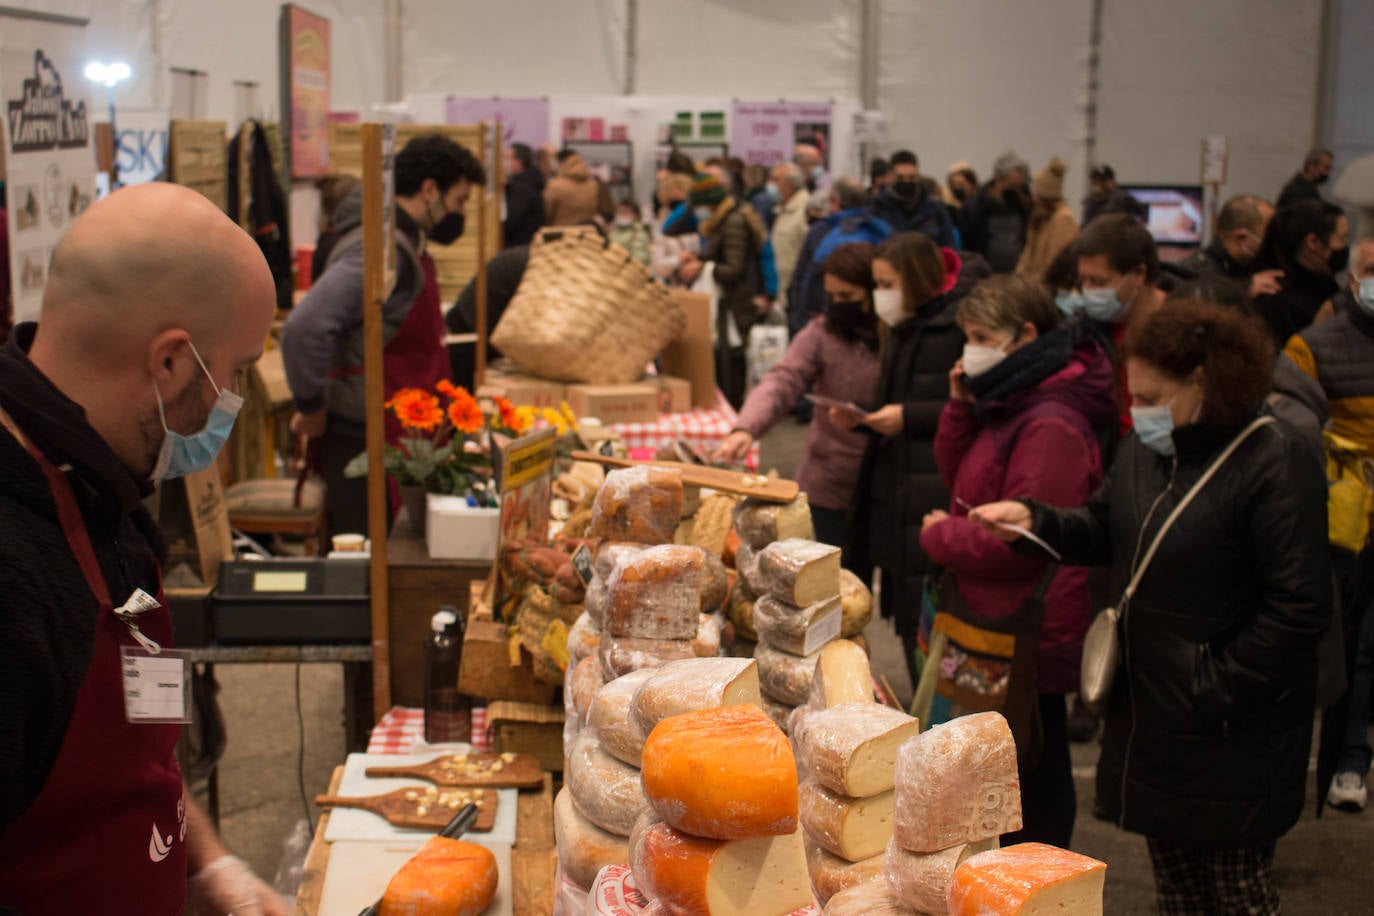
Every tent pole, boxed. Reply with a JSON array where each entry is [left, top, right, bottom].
[[859, 0, 878, 111], [385, 0, 403, 103], [624, 0, 638, 96]]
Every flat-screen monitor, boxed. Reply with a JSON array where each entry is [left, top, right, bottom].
[[1120, 184, 1204, 246]]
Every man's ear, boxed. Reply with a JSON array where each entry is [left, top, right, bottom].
[[146, 329, 191, 386]]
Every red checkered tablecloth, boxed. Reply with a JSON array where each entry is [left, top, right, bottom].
[[368, 705, 491, 754], [612, 391, 760, 468]]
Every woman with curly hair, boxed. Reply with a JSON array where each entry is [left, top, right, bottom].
[[972, 300, 1330, 915]]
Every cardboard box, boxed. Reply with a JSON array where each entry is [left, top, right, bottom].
[[479, 361, 568, 410], [425, 495, 500, 561], [659, 290, 717, 409], [657, 375, 693, 414], [565, 382, 660, 425], [457, 618, 558, 706], [488, 701, 566, 773]]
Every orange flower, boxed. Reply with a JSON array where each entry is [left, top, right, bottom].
[[447, 388, 483, 434], [493, 396, 519, 430], [436, 379, 461, 399], [386, 389, 444, 432]]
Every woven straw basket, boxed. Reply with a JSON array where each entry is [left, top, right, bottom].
[[491, 227, 686, 384]]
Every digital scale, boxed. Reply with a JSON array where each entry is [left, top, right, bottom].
[[212, 558, 371, 644]]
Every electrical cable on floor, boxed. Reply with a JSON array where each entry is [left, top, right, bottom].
[[296, 652, 314, 832]]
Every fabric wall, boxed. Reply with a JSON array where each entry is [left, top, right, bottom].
[[1326, 0, 1374, 176]]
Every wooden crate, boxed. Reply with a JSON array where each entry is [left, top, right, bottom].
[[169, 120, 228, 211], [488, 701, 566, 774]]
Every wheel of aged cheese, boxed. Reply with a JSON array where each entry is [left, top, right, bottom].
[[792, 703, 918, 798], [640, 705, 798, 840], [805, 838, 885, 905], [733, 494, 814, 549], [807, 640, 873, 709], [595, 542, 645, 581], [378, 836, 498, 916], [629, 657, 761, 744], [755, 539, 841, 606], [753, 594, 843, 658], [568, 612, 603, 668], [837, 570, 873, 639], [604, 544, 705, 639], [820, 880, 912, 916], [588, 668, 657, 767], [799, 780, 894, 863], [554, 787, 631, 889], [569, 655, 606, 726], [698, 551, 729, 612], [590, 466, 684, 544], [692, 613, 722, 659], [632, 821, 815, 916], [948, 843, 1106, 915], [754, 640, 819, 707], [599, 635, 697, 680], [883, 837, 996, 914], [567, 729, 650, 836]]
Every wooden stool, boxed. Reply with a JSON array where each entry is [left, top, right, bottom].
[[225, 477, 328, 556]]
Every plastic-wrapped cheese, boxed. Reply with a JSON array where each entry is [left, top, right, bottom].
[[755, 540, 841, 606], [728, 582, 759, 643], [568, 612, 603, 668], [807, 641, 873, 710], [596, 542, 646, 581], [591, 466, 684, 544], [893, 712, 1022, 853], [599, 635, 697, 680], [641, 705, 798, 840], [734, 494, 815, 549], [554, 787, 631, 889], [805, 839, 885, 905], [755, 640, 819, 707], [589, 668, 657, 767], [567, 729, 650, 836], [762, 695, 795, 732], [570, 655, 606, 726], [799, 780, 894, 863], [693, 613, 722, 659], [821, 881, 913, 916], [884, 837, 996, 915], [629, 657, 761, 743], [948, 843, 1106, 915], [632, 821, 815, 916], [735, 543, 766, 596], [605, 545, 705, 639], [585, 863, 651, 916], [586, 575, 610, 629], [837, 570, 873, 639], [754, 595, 843, 657], [699, 551, 729, 611], [793, 704, 918, 798]]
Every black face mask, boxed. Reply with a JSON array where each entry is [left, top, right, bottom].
[[1314, 173, 1330, 186], [824, 296, 877, 344], [892, 179, 919, 200], [429, 211, 465, 246], [1330, 245, 1349, 274]]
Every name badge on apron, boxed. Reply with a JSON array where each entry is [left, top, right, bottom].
[[116, 589, 192, 724]]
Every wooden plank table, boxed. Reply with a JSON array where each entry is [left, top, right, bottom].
[[293, 768, 557, 915]]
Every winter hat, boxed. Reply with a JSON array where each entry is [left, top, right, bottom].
[[1032, 157, 1068, 201], [689, 172, 726, 207]]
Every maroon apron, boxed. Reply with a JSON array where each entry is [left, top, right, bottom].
[[381, 251, 450, 446], [0, 411, 186, 915]]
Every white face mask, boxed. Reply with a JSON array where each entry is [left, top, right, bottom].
[[962, 338, 1013, 378], [873, 288, 907, 326]]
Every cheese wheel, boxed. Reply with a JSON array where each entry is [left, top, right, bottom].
[[762, 695, 795, 732], [893, 712, 1022, 853], [948, 843, 1106, 915], [633, 821, 815, 916], [807, 640, 873, 710], [837, 570, 873, 639], [589, 668, 657, 767], [754, 595, 843, 657], [599, 635, 697, 680], [591, 466, 684, 544], [641, 705, 798, 840], [699, 551, 729, 611], [630, 657, 762, 743], [586, 575, 610, 628], [595, 541, 646, 581], [727, 582, 759, 643], [798, 780, 894, 863], [793, 703, 919, 798], [378, 836, 498, 916], [755, 640, 819, 707], [805, 838, 885, 905], [568, 612, 603, 668], [605, 545, 705, 639], [734, 494, 815, 549], [755, 540, 841, 606], [735, 543, 766, 595], [821, 881, 912, 916], [883, 837, 996, 915], [693, 613, 723, 659], [554, 787, 631, 889], [567, 729, 650, 836], [570, 655, 606, 725]]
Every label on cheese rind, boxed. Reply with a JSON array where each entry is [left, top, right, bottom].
[[586, 864, 650, 916], [754, 595, 843, 658]]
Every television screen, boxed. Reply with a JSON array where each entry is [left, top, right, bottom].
[[1119, 185, 1204, 246]]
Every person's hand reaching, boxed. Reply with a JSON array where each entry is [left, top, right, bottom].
[[188, 855, 288, 916], [713, 429, 754, 464]]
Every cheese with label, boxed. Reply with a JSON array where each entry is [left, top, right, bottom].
[[567, 729, 650, 836], [799, 780, 894, 863], [807, 640, 873, 710], [753, 595, 843, 658], [793, 704, 918, 798], [605, 545, 705, 640], [568, 612, 603, 668], [837, 570, 873, 639], [641, 705, 798, 840], [570, 655, 606, 725], [599, 635, 697, 680], [893, 712, 1022, 853], [585, 863, 651, 916], [755, 640, 820, 707], [633, 821, 815, 916], [734, 494, 815, 549], [629, 657, 761, 743], [589, 668, 657, 767], [884, 837, 997, 915], [821, 881, 913, 916], [554, 787, 631, 889], [948, 843, 1106, 916], [805, 839, 885, 905], [728, 582, 759, 643], [591, 466, 684, 545], [756, 540, 841, 606]]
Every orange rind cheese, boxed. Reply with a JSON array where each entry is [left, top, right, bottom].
[[633, 821, 815, 916], [948, 843, 1106, 915], [378, 836, 498, 916]]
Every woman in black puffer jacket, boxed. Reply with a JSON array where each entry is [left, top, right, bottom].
[[972, 300, 1330, 915]]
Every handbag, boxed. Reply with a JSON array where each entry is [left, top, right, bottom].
[[1080, 415, 1277, 715]]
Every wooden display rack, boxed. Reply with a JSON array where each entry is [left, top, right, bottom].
[[167, 120, 229, 211]]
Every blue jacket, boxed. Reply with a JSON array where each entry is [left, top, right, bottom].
[[787, 208, 893, 335], [872, 185, 956, 248]]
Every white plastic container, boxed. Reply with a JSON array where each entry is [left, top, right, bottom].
[[425, 494, 501, 560]]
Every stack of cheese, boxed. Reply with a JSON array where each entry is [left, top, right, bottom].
[[729, 495, 816, 651], [556, 657, 763, 898], [630, 704, 818, 915]]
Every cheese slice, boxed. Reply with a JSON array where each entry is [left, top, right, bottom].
[[822, 881, 913, 916], [604, 545, 705, 640], [588, 668, 657, 767], [754, 595, 843, 657], [734, 494, 815, 549], [629, 657, 762, 743], [599, 635, 697, 680], [804, 838, 885, 905], [755, 539, 841, 606], [793, 703, 918, 798], [948, 843, 1106, 916], [554, 787, 631, 889], [798, 780, 894, 863], [568, 612, 603, 668], [883, 837, 997, 914], [569, 655, 606, 726], [893, 712, 1021, 854], [633, 821, 816, 916], [837, 570, 873, 639], [641, 705, 798, 840], [755, 640, 820, 707], [807, 640, 873, 710], [567, 729, 650, 837]]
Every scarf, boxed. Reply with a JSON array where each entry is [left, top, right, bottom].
[[963, 325, 1076, 417]]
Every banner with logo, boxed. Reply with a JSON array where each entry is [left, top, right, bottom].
[[729, 101, 833, 168], [1, 10, 94, 324], [445, 97, 550, 150], [115, 109, 169, 186]]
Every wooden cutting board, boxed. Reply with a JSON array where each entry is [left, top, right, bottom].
[[314, 787, 499, 831], [363, 752, 544, 789], [570, 451, 799, 503]]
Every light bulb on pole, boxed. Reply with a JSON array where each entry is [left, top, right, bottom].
[[85, 61, 132, 187]]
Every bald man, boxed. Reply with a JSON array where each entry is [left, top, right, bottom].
[[0, 184, 283, 914]]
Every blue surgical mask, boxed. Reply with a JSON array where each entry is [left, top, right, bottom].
[[765, 181, 781, 202], [693, 205, 715, 224], [1055, 290, 1085, 315], [812, 165, 825, 181], [1358, 278, 1374, 317], [151, 340, 244, 480], [1130, 404, 1175, 456], [1081, 286, 1131, 323]]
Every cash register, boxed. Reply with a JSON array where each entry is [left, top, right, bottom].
[[212, 557, 371, 644]]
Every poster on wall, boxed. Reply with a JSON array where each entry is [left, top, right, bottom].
[[1, 10, 94, 325], [730, 101, 833, 167], [445, 97, 549, 149], [280, 4, 330, 179], [115, 109, 169, 186]]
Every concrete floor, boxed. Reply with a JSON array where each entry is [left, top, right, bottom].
[[201, 417, 1374, 912]]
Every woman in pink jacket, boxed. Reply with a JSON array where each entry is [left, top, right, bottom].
[[918, 274, 1117, 849], [715, 243, 881, 557]]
